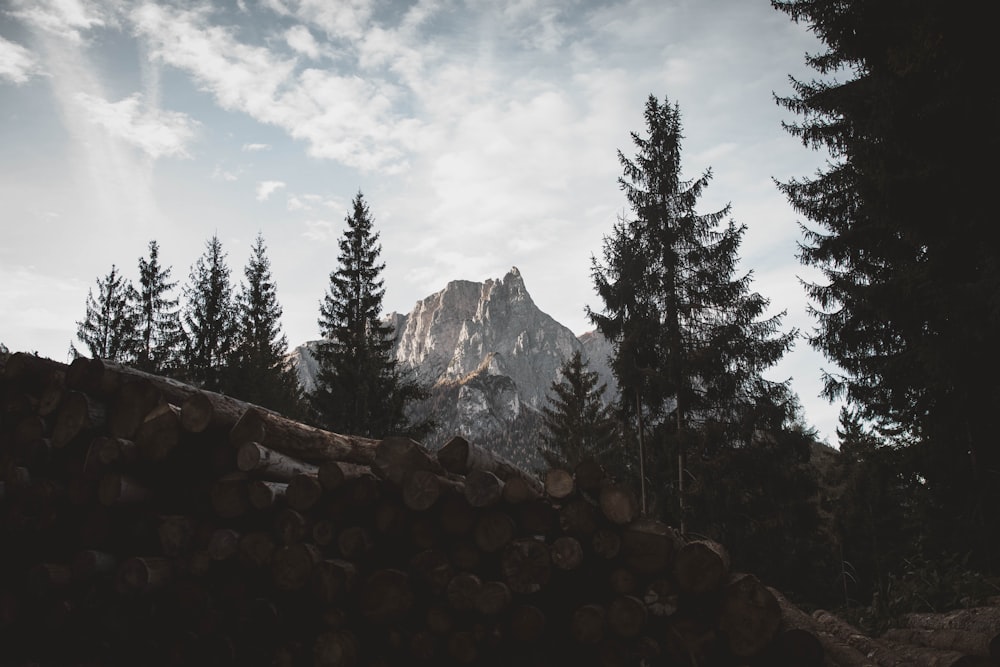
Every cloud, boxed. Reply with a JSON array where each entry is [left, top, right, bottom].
[[266, 0, 375, 42], [242, 142, 271, 152], [0, 36, 44, 84], [73, 92, 199, 159], [212, 164, 240, 181], [130, 2, 423, 172], [285, 25, 321, 59], [303, 219, 337, 241], [256, 180, 286, 201], [7, 0, 109, 43]]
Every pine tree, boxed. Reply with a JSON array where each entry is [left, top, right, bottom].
[[311, 192, 429, 438], [539, 350, 618, 470], [773, 0, 1000, 561], [589, 95, 796, 521], [229, 233, 304, 416], [135, 240, 184, 374], [181, 235, 236, 391], [73, 264, 139, 362]]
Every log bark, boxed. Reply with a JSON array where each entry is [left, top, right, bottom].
[[598, 483, 639, 525], [475, 581, 511, 616], [52, 390, 105, 448], [247, 479, 287, 510], [313, 559, 357, 605], [436, 435, 543, 493], [337, 525, 374, 560], [180, 390, 246, 433], [674, 539, 731, 596], [239, 531, 276, 568], [621, 518, 679, 576], [446, 572, 483, 611], [718, 573, 782, 658], [285, 473, 323, 512], [117, 556, 172, 594], [275, 508, 310, 545], [98, 472, 152, 506], [318, 460, 373, 492], [359, 569, 413, 623], [544, 468, 575, 500], [879, 639, 981, 667], [882, 628, 995, 661], [608, 595, 647, 638], [374, 436, 444, 485], [272, 543, 321, 591], [230, 407, 377, 465], [108, 378, 162, 439], [574, 458, 605, 493], [509, 604, 546, 642], [236, 441, 318, 481], [135, 402, 181, 462], [572, 604, 606, 644], [159, 515, 198, 557], [402, 469, 461, 511], [473, 510, 516, 554], [900, 607, 1000, 641], [85, 436, 137, 472], [814, 609, 902, 666], [559, 497, 599, 536], [71, 549, 117, 580], [591, 528, 622, 560], [463, 469, 504, 508], [211, 475, 249, 518], [501, 538, 551, 594], [550, 535, 584, 571], [313, 629, 359, 667], [767, 587, 836, 667]]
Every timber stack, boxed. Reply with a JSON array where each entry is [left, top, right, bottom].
[[1, 351, 998, 667]]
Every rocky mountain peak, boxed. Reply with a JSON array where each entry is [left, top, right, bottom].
[[290, 268, 615, 470]]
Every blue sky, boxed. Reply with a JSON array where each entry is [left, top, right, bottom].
[[0, 0, 844, 443]]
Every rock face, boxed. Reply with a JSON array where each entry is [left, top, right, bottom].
[[289, 267, 616, 471]]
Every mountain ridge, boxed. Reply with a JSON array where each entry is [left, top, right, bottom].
[[289, 267, 615, 470]]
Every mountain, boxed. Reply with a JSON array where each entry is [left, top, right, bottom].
[[289, 267, 616, 471]]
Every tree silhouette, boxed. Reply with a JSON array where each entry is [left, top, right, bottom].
[[311, 192, 430, 438], [73, 265, 139, 362]]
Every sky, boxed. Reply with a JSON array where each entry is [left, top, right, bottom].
[[0, 0, 845, 444]]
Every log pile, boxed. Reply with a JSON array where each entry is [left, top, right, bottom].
[[1, 351, 998, 667]]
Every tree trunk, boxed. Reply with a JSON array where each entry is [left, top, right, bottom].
[[230, 407, 377, 465], [674, 539, 731, 595], [813, 609, 902, 666], [718, 573, 782, 658]]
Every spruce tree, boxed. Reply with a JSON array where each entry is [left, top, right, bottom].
[[539, 350, 618, 470], [230, 233, 304, 415], [73, 264, 139, 362], [135, 240, 184, 374], [589, 95, 796, 521], [181, 235, 236, 391], [773, 0, 1000, 561], [311, 192, 428, 438]]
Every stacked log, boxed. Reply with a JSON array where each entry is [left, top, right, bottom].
[[1, 352, 998, 667]]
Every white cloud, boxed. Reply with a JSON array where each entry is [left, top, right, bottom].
[[256, 180, 286, 201], [267, 0, 375, 41], [8, 0, 109, 43], [73, 91, 198, 159], [212, 164, 240, 181], [242, 142, 271, 152], [0, 36, 43, 84], [130, 2, 423, 172], [303, 219, 336, 241], [285, 25, 321, 59]]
